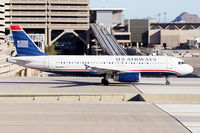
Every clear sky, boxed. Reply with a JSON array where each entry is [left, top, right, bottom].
[[90, 0, 200, 22]]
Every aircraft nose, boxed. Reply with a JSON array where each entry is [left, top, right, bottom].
[[187, 65, 194, 74]]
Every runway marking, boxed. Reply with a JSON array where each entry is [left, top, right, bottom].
[[131, 83, 143, 94], [0, 124, 185, 127], [154, 104, 192, 133]]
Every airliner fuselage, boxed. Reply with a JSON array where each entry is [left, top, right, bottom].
[[8, 55, 193, 83], [7, 25, 194, 86]]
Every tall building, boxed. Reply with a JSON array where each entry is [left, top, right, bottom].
[[0, 0, 5, 45], [125, 19, 151, 47], [3, 0, 90, 47]]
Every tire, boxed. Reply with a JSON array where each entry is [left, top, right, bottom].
[[166, 81, 170, 85], [101, 78, 106, 84], [101, 78, 109, 86], [104, 80, 109, 86]]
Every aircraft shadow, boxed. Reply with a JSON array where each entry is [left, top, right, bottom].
[[52, 80, 128, 88], [0, 80, 128, 88], [134, 83, 165, 86]]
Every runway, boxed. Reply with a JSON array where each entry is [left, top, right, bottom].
[[0, 77, 139, 94], [0, 77, 199, 133], [0, 102, 190, 133], [135, 78, 200, 94]]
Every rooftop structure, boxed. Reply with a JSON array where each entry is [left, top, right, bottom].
[[90, 8, 125, 25]]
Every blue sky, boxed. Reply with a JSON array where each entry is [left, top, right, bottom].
[[90, 0, 200, 22]]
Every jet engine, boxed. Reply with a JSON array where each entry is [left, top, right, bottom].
[[113, 72, 139, 82]]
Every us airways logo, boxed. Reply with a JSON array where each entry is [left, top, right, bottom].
[[84, 64, 90, 70], [17, 40, 28, 48], [116, 57, 157, 62]]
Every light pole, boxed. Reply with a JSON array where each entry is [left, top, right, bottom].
[[157, 13, 161, 22], [163, 12, 167, 22]]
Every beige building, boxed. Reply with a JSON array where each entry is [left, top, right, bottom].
[[0, 1, 5, 45], [3, 0, 90, 46], [149, 22, 200, 48], [160, 30, 200, 47]]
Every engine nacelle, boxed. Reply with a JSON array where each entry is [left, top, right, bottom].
[[114, 73, 139, 82]]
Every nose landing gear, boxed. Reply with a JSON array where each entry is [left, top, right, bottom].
[[165, 75, 170, 85], [166, 80, 170, 85]]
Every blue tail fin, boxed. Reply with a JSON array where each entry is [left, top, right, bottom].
[[10, 25, 46, 56]]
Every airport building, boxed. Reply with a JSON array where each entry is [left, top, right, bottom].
[[90, 8, 131, 46], [125, 19, 200, 48], [90, 8, 124, 25], [2, 0, 90, 52], [0, 0, 200, 53], [0, 1, 5, 45], [149, 22, 200, 48]]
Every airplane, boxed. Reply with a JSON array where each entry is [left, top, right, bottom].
[[7, 25, 194, 86]]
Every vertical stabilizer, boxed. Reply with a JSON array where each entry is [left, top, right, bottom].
[[10, 25, 46, 56]]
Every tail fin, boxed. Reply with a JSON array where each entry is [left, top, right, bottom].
[[10, 25, 46, 56]]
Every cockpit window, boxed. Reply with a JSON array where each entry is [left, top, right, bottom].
[[178, 61, 186, 65]]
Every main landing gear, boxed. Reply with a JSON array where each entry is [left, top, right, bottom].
[[165, 75, 170, 85], [101, 78, 109, 86], [101, 74, 111, 86]]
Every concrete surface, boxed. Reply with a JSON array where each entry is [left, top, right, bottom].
[[0, 77, 139, 94], [0, 77, 199, 132], [135, 78, 200, 94], [181, 57, 200, 68], [157, 104, 200, 133], [0, 102, 190, 133], [0, 93, 140, 103], [142, 94, 200, 103]]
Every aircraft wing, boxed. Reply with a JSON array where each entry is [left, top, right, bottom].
[[90, 66, 120, 74], [90, 66, 136, 75], [84, 64, 139, 74]]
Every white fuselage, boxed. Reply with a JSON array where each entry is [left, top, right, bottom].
[[8, 55, 193, 76]]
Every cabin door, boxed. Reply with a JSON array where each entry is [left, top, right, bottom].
[[43, 58, 49, 69]]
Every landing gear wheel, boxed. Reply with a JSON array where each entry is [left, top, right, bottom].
[[101, 78, 109, 86], [166, 81, 170, 85], [165, 75, 170, 85]]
